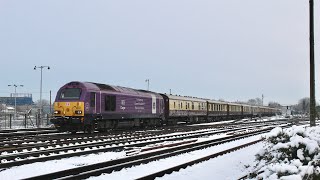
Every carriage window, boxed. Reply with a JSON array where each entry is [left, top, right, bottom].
[[192, 102, 194, 110], [105, 95, 116, 111], [90, 92, 95, 107], [60, 88, 81, 100], [174, 102, 176, 108]]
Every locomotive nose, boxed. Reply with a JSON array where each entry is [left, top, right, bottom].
[[53, 102, 84, 117]]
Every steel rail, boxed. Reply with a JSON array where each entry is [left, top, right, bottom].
[[24, 129, 271, 180], [0, 124, 264, 168], [136, 140, 262, 180]]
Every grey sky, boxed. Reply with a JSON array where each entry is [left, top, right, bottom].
[[0, 0, 317, 105]]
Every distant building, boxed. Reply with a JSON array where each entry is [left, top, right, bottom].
[[0, 93, 33, 106], [0, 106, 14, 114], [281, 105, 292, 117]]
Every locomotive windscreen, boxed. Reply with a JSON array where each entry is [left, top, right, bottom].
[[60, 88, 81, 99]]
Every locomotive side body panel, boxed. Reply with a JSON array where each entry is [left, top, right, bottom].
[[52, 82, 164, 132]]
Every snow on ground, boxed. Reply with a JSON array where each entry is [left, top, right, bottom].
[[89, 134, 265, 180], [159, 142, 263, 180], [188, 115, 285, 126], [250, 125, 320, 179], [0, 117, 293, 180], [0, 151, 126, 179], [0, 131, 228, 179]]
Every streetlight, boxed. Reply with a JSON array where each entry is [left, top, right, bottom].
[[8, 84, 24, 120], [309, 0, 316, 126], [145, 79, 150, 91], [34, 65, 50, 126]]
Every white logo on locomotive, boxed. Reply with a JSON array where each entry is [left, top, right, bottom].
[[85, 102, 90, 111]]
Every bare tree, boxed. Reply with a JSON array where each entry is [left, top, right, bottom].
[[247, 99, 257, 105], [247, 98, 263, 106], [35, 99, 50, 107], [0, 104, 4, 112], [255, 98, 262, 106], [292, 97, 310, 114], [268, 102, 281, 108]]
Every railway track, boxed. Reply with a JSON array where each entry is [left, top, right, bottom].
[[136, 139, 262, 180], [0, 123, 275, 168], [23, 128, 272, 180], [0, 119, 289, 150], [0, 118, 307, 180], [0, 120, 280, 151], [0, 128, 58, 138], [0, 120, 295, 169]]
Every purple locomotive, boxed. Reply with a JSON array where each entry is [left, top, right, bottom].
[[52, 81, 280, 133], [52, 81, 164, 133]]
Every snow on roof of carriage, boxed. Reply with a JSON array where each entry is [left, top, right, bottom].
[[166, 94, 208, 102], [6, 107, 14, 110], [207, 99, 228, 104]]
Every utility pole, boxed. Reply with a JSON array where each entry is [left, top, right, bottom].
[[34, 65, 50, 127], [262, 94, 264, 106], [8, 84, 23, 121], [309, 0, 316, 126], [145, 79, 150, 91], [49, 90, 52, 115]]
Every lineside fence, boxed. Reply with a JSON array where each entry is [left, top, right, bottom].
[[0, 112, 52, 129]]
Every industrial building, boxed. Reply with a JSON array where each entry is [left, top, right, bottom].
[[0, 93, 33, 106]]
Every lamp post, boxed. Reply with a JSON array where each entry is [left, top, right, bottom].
[[8, 84, 23, 120], [145, 79, 150, 91], [34, 65, 50, 127], [309, 0, 316, 126]]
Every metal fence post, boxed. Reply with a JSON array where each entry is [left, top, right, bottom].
[[4, 113, 6, 129], [24, 114, 27, 128], [36, 113, 38, 128], [9, 114, 12, 129]]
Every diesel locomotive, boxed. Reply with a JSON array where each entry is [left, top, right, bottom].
[[51, 81, 280, 133]]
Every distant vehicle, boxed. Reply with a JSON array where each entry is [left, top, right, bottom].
[[51, 81, 280, 133]]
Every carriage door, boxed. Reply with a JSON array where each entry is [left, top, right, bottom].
[[151, 94, 156, 114], [90, 92, 96, 114]]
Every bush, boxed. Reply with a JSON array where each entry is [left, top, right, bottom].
[[249, 126, 320, 179]]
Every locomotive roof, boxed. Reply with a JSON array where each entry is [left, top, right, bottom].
[[88, 82, 159, 96]]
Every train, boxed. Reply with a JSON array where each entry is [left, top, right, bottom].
[[51, 81, 280, 133]]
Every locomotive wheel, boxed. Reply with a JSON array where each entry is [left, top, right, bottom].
[[84, 124, 93, 134]]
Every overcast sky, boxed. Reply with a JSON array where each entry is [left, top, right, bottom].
[[0, 0, 318, 105]]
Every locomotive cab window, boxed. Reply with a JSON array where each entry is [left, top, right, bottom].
[[105, 95, 116, 111], [60, 88, 81, 99]]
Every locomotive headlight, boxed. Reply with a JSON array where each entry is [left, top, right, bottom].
[[75, 110, 82, 114], [54, 110, 60, 114]]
